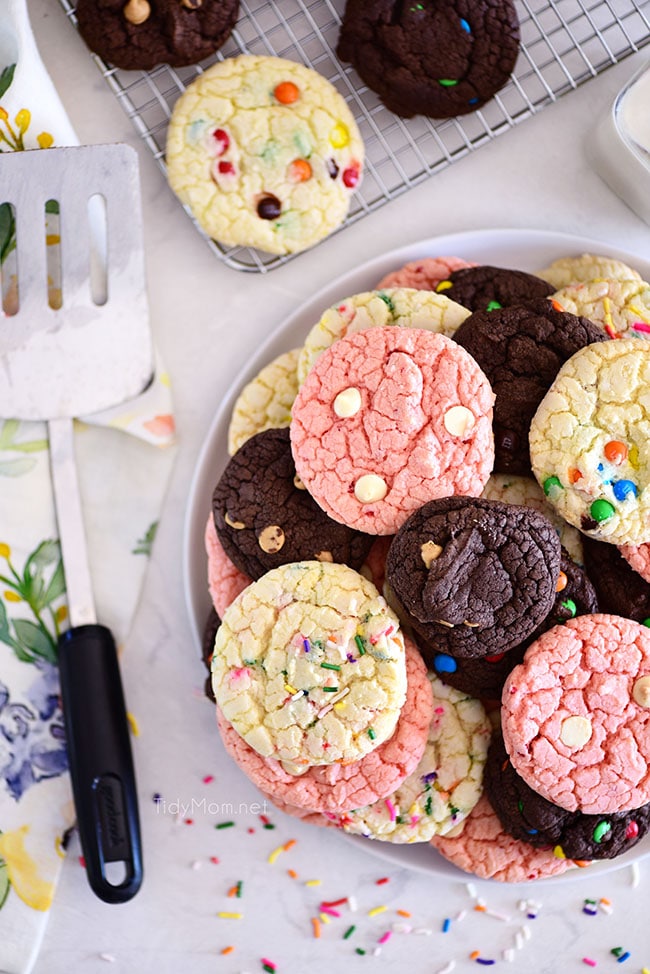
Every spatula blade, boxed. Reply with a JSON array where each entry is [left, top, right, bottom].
[[0, 143, 153, 420]]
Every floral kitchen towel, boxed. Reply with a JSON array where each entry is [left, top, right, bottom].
[[0, 11, 177, 971]]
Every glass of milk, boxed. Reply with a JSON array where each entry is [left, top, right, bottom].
[[588, 61, 650, 226]]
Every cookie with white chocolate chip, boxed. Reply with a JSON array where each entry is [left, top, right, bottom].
[[75, 0, 239, 70], [212, 427, 373, 581]]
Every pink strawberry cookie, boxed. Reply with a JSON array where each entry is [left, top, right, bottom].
[[290, 327, 495, 535], [205, 515, 251, 618], [619, 543, 650, 585], [430, 794, 577, 882], [502, 614, 650, 815], [376, 256, 477, 291], [216, 637, 434, 812]]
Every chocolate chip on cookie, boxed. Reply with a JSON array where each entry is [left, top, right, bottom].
[[76, 0, 240, 70], [212, 427, 373, 580], [336, 0, 520, 119], [386, 496, 562, 659], [453, 299, 607, 475], [435, 265, 554, 312]]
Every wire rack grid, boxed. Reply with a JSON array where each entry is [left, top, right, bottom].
[[58, 0, 650, 273]]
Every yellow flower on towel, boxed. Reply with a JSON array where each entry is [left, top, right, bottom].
[[0, 826, 54, 911]]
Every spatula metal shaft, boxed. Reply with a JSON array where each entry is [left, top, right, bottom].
[[47, 416, 96, 628]]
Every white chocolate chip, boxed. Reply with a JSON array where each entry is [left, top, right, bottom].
[[123, 0, 151, 24], [293, 473, 307, 490], [633, 675, 650, 708], [354, 473, 387, 503], [560, 715, 592, 749], [258, 525, 285, 553], [421, 540, 443, 568], [315, 550, 334, 562], [443, 405, 476, 438], [333, 386, 362, 418], [224, 512, 245, 529]]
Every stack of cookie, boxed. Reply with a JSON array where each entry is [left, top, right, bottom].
[[201, 250, 650, 882]]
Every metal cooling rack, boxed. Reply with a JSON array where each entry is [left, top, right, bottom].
[[58, 0, 650, 272]]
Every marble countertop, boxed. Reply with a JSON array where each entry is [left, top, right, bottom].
[[23, 1, 650, 970]]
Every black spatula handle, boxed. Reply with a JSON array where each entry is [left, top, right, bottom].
[[58, 624, 143, 903]]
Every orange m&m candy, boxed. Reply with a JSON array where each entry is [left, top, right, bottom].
[[274, 81, 299, 104], [604, 440, 628, 464]]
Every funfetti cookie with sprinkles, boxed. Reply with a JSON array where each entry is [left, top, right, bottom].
[[297, 288, 471, 384], [551, 278, 650, 340], [211, 561, 407, 768], [290, 327, 495, 536], [166, 55, 364, 255], [502, 614, 650, 815], [529, 338, 650, 546], [336, 673, 491, 843], [216, 637, 433, 812], [537, 253, 643, 290]]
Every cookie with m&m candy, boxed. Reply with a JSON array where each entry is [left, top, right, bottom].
[[166, 55, 364, 255], [485, 732, 650, 861], [529, 338, 650, 546], [336, 0, 520, 119]]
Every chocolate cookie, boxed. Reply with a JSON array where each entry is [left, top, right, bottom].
[[336, 0, 520, 119], [212, 427, 373, 580], [582, 536, 650, 624], [386, 496, 561, 659], [423, 546, 599, 697], [454, 299, 607, 475], [435, 265, 554, 312], [485, 734, 650, 861], [76, 0, 239, 71], [201, 607, 220, 703]]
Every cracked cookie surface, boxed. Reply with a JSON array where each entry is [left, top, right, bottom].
[[291, 327, 495, 535], [211, 561, 407, 767], [529, 338, 650, 546], [166, 55, 364, 254]]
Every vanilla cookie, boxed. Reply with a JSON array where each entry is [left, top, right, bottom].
[[211, 561, 406, 767], [297, 288, 470, 384], [228, 348, 301, 455], [529, 339, 650, 546], [502, 614, 650, 815], [291, 327, 495, 536], [551, 278, 650, 340], [166, 55, 364, 255], [216, 637, 433, 812], [338, 674, 491, 842], [537, 253, 643, 290]]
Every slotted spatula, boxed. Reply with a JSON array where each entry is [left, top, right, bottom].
[[0, 143, 151, 903]]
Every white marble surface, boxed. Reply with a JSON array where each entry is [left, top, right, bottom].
[[23, 1, 650, 971]]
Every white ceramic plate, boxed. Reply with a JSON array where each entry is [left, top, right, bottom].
[[183, 227, 650, 883]]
